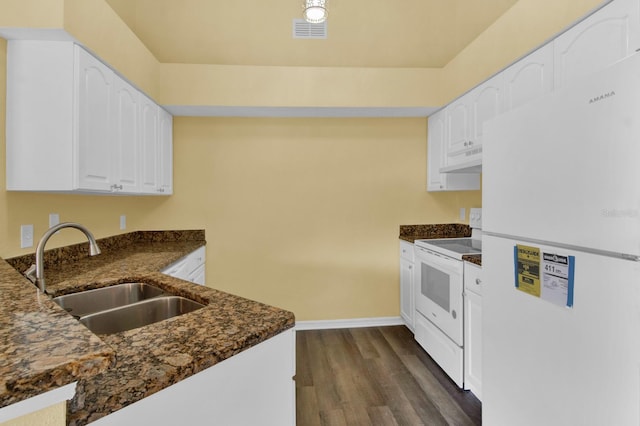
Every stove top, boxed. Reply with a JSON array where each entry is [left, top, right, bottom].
[[414, 237, 482, 259]]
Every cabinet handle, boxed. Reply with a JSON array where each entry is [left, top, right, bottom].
[[110, 184, 123, 191], [157, 188, 165, 193], [475, 278, 482, 285]]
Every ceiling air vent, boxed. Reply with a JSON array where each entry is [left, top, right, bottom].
[[292, 19, 327, 39]]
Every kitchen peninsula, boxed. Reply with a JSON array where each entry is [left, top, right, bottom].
[[1, 230, 295, 425]]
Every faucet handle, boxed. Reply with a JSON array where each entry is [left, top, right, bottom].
[[24, 264, 36, 283]]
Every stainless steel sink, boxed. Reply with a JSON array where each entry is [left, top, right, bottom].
[[52, 283, 206, 335], [53, 283, 166, 317], [79, 296, 205, 335]]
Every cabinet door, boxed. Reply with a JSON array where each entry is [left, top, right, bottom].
[[76, 46, 114, 191], [139, 95, 159, 194], [427, 110, 447, 191], [503, 43, 554, 112], [445, 100, 471, 156], [427, 110, 481, 192], [554, 0, 640, 88], [464, 289, 482, 400], [158, 108, 173, 195], [464, 74, 503, 163], [112, 78, 140, 193], [400, 257, 414, 332]]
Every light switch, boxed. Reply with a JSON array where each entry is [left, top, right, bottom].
[[21, 224, 34, 248], [120, 215, 126, 230], [459, 208, 466, 221]]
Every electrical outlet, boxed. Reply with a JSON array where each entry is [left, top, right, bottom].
[[459, 208, 466, 221], [49, 213, 60, 228], [120, 215, 126, 230], [20, 224, 34, 248]]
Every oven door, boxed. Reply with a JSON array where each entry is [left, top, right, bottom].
[[414, 246, 464, 346]]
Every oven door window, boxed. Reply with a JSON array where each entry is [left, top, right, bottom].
[[421, 262, 450, 312]]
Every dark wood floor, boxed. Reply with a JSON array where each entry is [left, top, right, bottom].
[[296, 326, 481, 426]]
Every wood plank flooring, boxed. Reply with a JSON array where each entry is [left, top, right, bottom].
[[296, 326, 481, 426]]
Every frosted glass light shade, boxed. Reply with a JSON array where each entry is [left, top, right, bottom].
[[303, 0, 327, 23]]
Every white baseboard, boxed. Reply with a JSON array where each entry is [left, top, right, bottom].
[[295, 316, 404, 331]]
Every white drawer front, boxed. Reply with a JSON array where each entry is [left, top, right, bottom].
[[415, 313, 464, 388], [464, 261, 483, 296]]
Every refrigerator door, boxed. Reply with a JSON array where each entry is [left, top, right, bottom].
[[483, 53, 640, 258], [483, 234, 640, 426]]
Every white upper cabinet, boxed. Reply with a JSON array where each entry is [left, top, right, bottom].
[[432, 0, 640, 183], [440, 74, 502, 173], [427, 109, 447, 191], [5, 40, 173, 195], [76, 49, 114, 191], [158, 108, 174, 195], [554, 0, 640, 88], [427, 110, 481, 192], [444, 100, 471, 159], [503, 43, 554, 112], [139, 97, 174, 195], [139, 95, 160, 194], [468, 74, 503, 161], [112, 77, 140, 192]]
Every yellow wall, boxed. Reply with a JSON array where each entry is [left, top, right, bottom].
[[0, 0, 64, 28], [157, 63, 445, 108], [138, 117, 479, 318], [0, 0, 602, 321]]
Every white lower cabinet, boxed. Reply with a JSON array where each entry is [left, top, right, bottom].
[[399, 240, 415, 332], [92, 329, 296, 426], [463, 261, 482, 400], [162, 246, 206, 285], [5, 40, 172, 195]]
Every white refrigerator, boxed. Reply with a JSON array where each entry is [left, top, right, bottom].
[[482, 52, 640, 426]]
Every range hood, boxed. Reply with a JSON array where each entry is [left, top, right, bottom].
[[440, 158, 482, 174]]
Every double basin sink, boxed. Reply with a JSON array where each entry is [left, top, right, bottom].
[[53, 283, 205, 335]]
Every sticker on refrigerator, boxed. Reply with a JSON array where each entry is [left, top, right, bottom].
[[541, 252, 575, 308], [513, 245, 576, 308], [514, 245, 541, 297]]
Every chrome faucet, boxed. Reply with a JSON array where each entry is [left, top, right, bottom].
[[25, 222, 101, 294]]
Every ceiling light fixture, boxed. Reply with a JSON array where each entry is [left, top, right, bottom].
[[303, 0, 328, 24]]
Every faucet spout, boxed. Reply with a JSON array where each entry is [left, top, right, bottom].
[[31, 222, 101, 294]]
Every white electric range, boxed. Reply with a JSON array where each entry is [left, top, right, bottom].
[[412, 208, 482, 388]]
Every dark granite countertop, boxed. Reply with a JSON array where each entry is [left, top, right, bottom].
[[0, 261, 114, 410], [399, 224, 472, 243], [2, 230, 295, 425], [462, 254, 482, 266]]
